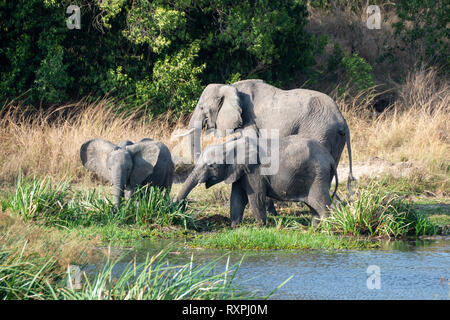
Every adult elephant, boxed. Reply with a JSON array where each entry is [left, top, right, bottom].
[[185, 79, 355, 191]]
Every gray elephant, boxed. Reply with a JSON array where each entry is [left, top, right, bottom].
[[176, 134, 338, 227], [80, 138, 174, 209], [184, 79, 354, 192]]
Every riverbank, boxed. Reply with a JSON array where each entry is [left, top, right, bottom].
[[1, 163, 448, 299], [1, 172, 448, 248]]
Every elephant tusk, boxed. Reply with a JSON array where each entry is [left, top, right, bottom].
[[171, 128, 196, 140]]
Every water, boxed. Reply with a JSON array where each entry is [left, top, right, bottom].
[[99, 237, 450, 300]]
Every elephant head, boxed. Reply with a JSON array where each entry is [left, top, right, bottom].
[[176, 137, 257, 202], [186, 84, 243, 162], [80, 138, 160, 209], [118, 140, 134, 149]]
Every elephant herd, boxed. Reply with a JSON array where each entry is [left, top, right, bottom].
[[80, 79, 355, 227]]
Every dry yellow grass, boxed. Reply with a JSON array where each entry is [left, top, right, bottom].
[[0, 98, 186, 185], [0, 69, 448, 188], [340, 68, 449, 174]]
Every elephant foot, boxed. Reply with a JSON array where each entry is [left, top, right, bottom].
[[267, 200, 278, 216], [231, 220, 240, 229], [311, 216, 321, 228]]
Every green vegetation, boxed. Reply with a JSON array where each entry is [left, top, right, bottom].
[[0, 0, 448, 300], [2, 0, 447, 114], [192, 227, 379, 250], [322, 181, 438, 238], [0, 171, 447, 298], [0, 243, 264, 300], [2, 173, 192, 230], [0, 0, 322, 113], [190, 180, 444, 250], [0, 174, 196, 243], [393, 0, 449, 66], [1, 174, 445, 249], [327, 44, 374, 95]]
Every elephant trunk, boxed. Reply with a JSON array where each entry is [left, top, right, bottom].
[[187, 106, 205, 163], [176, 170, 200, 202], [112, 168, 127, 209]]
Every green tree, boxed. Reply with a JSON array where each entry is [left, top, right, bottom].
[[393, 0, 449, 67], [0, 0, 324, 115]]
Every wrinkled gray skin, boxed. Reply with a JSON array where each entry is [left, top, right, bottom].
[[187, 79, 354, 193], [80, 138, 174, 209], [176, 135, 338, 227]]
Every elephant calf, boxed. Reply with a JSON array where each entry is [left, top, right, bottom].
[[80, 138, 174, 209], [176, 135, 338, 227]]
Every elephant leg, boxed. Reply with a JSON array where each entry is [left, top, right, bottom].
[[230, 181, 248, 228], [267, 199, 278, 216], [306, 203, 322, 227], [124, 187, 134, 201], [307, 185, 332, 227], [248, 192, 267, 226]]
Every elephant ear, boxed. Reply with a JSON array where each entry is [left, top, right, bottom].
[[126, 140, 160, 187], [223, 137, 258, 184], [224, 165, 245, 185], [215, 85, 243, 134], [80, 138, 117, 183]]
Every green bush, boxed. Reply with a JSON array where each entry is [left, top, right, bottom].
[[0, 0, 321, 115], [327, 44, 374, 94], [2, 174, 193, 229], [393, 0, 449, 67], [322, 181, 438, 238], [4, 174, 73, 222]]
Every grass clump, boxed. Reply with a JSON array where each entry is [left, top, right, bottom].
[[4, 173, 72, 222], [2, 174, 193, 232], [192, 227, 379, 250], [0, 243, 267, 300], [322, 181, 438, 238], [57, 252, 254, 300], [116, 187, 191, 228], [0, 244, 61, 300]]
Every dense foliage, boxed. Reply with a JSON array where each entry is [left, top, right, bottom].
[[0, 0, 447, 115], [393, 0, 449, 66], [0, 0, 323, 114]]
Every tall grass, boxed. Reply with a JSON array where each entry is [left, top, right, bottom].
[[57, 252, 253, 300], [339, 68, 449, 176], [0, 68, 448, 188], [2, 174, 193, 230], [0, 243, 268, 300], [5, 172, 72, 222], [0, 244, 60, 299], [193, 227, 379, 250], [322, 181, 438, 238], [0, 98, 186, 185]]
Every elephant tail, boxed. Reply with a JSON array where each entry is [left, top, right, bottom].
[[330, 162, 339, 200], [345, 127, 356, 195]]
